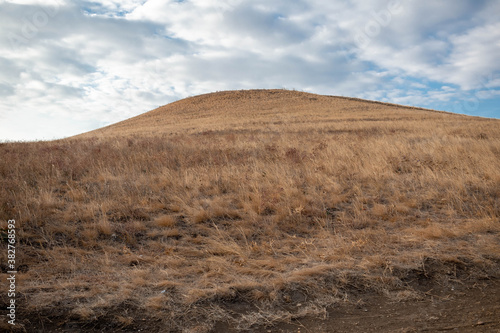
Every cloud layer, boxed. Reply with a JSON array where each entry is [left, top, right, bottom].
[[0, 0, 499, 141]]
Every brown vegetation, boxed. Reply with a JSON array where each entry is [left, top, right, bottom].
[[1, 89, 500, 332]]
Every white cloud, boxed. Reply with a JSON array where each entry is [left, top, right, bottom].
[[1, 0, 65, 4], [476, 90, 500, 100], [348, 0, 500, 91], [0, 0, 499, 141]]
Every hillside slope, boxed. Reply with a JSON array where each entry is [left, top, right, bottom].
[[77, 89, 456, 138], [1, 89, 500, 332]]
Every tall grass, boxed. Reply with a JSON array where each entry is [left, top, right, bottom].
[[1, 90, 499, 331]]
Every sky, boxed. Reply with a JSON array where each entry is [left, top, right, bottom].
[[0, 0, 499, 141]]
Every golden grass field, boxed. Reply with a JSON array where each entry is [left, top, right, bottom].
[[1, 89, 500, 332]]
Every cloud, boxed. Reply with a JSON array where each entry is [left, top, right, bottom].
[[0, 0, 499, 141], [348, 0, 500, 91]]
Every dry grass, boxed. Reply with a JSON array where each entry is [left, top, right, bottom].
[[1, 89, 500, 331]]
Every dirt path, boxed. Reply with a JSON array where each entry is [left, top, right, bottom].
[[214, 279, 500, 333]]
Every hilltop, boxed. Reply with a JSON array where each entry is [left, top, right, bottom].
[[1, 89, 499, 332], [77, 89, 453, 138]]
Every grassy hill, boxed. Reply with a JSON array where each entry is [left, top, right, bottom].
[[78, 89, 459, 138], [1, 89, 500, 332]]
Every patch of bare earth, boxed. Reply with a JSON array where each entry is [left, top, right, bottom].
[[243, 280, 500, 333]]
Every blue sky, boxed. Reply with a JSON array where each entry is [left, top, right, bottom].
[[0, 0, 499, 141]]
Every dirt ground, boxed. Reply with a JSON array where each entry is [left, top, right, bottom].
[[221, 279, 500, 333], [3, 278, 499, 332]]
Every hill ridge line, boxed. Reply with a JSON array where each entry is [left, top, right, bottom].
[[145, 89, 461, 118], [73, 89, 474, 139]]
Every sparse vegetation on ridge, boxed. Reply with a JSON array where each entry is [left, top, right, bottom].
[[1, 90, 499, 332]]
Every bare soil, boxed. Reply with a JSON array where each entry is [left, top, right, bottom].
[[6, 278, 499, 332], [242, 279, 500, 333]]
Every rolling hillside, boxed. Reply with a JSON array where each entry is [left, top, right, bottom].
[[1, 89, 500, 332], [78, 89, 457, 138]]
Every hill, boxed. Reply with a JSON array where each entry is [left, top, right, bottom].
[[1, 89, 500, 332], [77, 89, 457, 138]]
